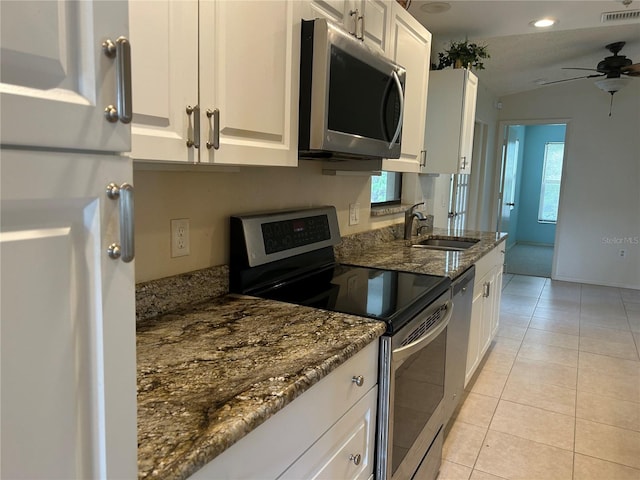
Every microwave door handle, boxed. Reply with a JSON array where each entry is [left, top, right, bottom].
[[388, 70, 404, 149], [379, 75, 394, 143], [392, 300, 452, 365]]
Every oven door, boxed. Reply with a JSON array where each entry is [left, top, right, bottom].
[[377, 291, 452, 480]]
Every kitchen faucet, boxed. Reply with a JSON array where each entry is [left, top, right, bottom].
[[404, 202, 426, 240]]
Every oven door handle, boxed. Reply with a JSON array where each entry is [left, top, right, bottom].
[[392, 300, 452, 364]]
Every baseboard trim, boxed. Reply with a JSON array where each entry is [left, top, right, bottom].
[[551, 274, 640, 290]]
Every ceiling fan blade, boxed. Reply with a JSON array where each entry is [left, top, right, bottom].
[[622, 63, 640, 76], [541, 74, 605, 85], [562, 67, 600, 72]]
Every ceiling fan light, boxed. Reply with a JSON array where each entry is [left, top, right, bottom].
[[595, 77, 631, 94]]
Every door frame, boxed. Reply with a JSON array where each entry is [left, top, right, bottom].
[[491, 118, 571, 279]]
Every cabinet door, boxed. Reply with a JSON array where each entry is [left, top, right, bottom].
[[358, 0, 392, 53], [479, 273, 497, 358], [491, 267, 503, 338], [306, 0, 352, 29], [129, 0, 199, 163], [459, 70, 478, 174], [383, 4, 431, 173], [1, 149, 137, 479], [280, 387, 377, 480], [0, 1, 130, 152], [465, 287, 484, 387], [199, 0, 299, 167]]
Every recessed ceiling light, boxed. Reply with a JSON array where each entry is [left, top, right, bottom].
[[420, 2, 451, 14], [530, 18, 557, 28]]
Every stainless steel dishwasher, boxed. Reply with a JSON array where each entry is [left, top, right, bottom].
[[443, 265, 475, 427]]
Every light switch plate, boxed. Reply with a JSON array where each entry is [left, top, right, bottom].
[[349, 203, 360, 226]]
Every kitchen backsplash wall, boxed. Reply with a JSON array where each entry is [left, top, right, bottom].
[[134, 161, 411, 283]]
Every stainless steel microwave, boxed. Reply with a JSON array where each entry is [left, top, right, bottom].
[[299, 18, 406, 161]]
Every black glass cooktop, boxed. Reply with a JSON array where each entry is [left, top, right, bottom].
[[250, 263, 451, 333]]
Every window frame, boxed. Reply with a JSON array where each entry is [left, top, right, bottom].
[[371, 171, 403, 206]]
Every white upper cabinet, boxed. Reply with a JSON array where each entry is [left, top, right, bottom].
[[130, 0, 299, 167], [0, 1, 131, 152], [305, 0, 391, 53], [423, 68, 478, 174], [382, 3, 431, 173], [198, 0, 300, 166], [129, 0, 199, 163]]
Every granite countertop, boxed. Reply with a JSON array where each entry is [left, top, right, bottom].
[[136, 294, 386, 480], [135, 225, 505, 479], [336, 227, 507, 279]]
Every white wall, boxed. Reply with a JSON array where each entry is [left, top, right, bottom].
[[134, 162, 417, 282], [498, 80, 640, 288], [469, 82, 500, 231]]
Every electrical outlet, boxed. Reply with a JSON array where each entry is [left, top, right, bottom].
[[619, 249, 627, 258], [349, 203, 360, 226], [171, 218, 190, 257]]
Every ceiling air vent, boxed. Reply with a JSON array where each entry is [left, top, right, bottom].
[[601, 9, 640, 22]]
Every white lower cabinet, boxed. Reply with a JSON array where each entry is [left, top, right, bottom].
[[465, 244, 505, 386], [1, 149, 137, 479], [280, 387, 377, 480], [190, 341, 379, 479]]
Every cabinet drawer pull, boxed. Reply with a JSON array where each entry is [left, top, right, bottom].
[[186, 105, 200, 148], [349, 453, 362, 465], [102, 37, 132, 124], [352, 375, 364, 387], [357, 13, 364, 40]]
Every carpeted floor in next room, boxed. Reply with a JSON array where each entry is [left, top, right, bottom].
[[504, 244, 554, 278]]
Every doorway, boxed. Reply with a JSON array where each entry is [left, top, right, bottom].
[[496, 121, 568, 278]]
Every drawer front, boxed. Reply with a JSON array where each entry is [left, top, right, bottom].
[[279, 386, 378, 480]]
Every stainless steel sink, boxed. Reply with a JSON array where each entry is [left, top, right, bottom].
[[411, 236, 480, 251]]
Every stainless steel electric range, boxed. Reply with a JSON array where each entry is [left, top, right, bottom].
[[229, 206, 452, 480]]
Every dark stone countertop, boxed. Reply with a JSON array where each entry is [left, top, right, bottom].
[[136, 294, 385, 479], [336, 227, 507, 279]]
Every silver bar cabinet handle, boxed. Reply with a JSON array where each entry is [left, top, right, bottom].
[[102, 37, 132, 124], [106, 183, 135, 263], [349, 9, 358, 37], [212, 108, 220, 149], [186, 105, 200, 148], [206, 108, 220, 149], [389, 70, 404, 149], [357, 13, 364, 40]]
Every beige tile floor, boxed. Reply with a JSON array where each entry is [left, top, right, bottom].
[[438, 274, 640, 480]]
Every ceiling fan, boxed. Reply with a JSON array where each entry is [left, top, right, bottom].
[[542, 41, 639, 115]]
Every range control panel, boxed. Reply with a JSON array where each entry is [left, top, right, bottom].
[[261, 215, 331, 254], [230, 206, 341, 268]]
